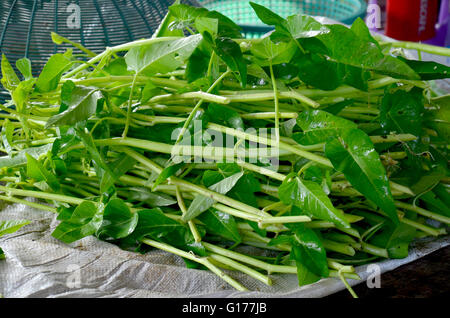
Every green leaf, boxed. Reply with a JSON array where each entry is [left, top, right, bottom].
[[370, 222, 416, 259], [317, 25, 419, 80], [322, 99, 355, 115], [130, 208, 187, 242], [282, 14, 330, 39], [46, 86, 103, 128], [152, 2, 185, 38], [97, 198, 138, 239], [183, 171, 244, 221], [419, 190, 450, 218], [100, 154, 137, 193], [75, 127, 114, 178], [207, 104, 244, 130], [433, 184, 450, 213], [203, 33, 247, 87], [195, 17, 218, 36], [1, 119, 14, 155], [250, 2, 285, 27], [0, 247, 4, 260], [295, 260, 321, 286], [325, 129, 398, 223], [11, 79, 35, 114], [168, 4, 242, 38], [215, 37, 247, 87], [16, 57, 33, 80], [398, 57, 450, 80], [0, 143, 52, 169], [152, 162, 185, 190], [1, 54, 20, 91], [52, 201, 103, 244], [103, 58, 133, 76], [25, 153, 60, 191], [428, 95, 450, 143], [380, 88, 424, 136], [293, 109, 357, 145], [0, 220, 30, 237], [228, 173, 261, 208], [279, 174, 350, 228], [293, 52, 342, 91], [251, 37, 296, 66], [350, 18, 381, 50], [250, 2, 329, 41], [125, 188, 177, 207], [291, 224, 329, 278], [197, 208, 241, 243], [35, 52, 72, 93], [185, 45, 212, 83], [125, 35, 202, 76]]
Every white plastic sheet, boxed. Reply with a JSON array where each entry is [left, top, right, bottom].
[[0, 201, 448, 298]]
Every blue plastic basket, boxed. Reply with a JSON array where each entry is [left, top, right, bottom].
[[198, 0, 368, 38]]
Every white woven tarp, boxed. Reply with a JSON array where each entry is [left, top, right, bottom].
[[0, 201, 448, 298]]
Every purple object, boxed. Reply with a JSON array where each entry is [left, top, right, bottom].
[[425, 0, 449, 46], [366, 0, 383, 32]]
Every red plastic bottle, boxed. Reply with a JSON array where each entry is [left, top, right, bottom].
[[386, 0, 439, 41]]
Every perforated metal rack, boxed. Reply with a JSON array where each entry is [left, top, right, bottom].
[[0, 0, 200, 102]]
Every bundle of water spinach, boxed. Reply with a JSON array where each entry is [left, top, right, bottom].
[[0, 2, 449, 296]]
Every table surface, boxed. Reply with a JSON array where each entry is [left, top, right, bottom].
[[327, 246, 450, 298]]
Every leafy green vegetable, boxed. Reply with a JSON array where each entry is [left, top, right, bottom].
[[35, 52, 72, 93], [293, 109, 357, 145], [380, 88, 424, 136], [279, 174, 350, 228], [183, 171, 244, 221], [325, 129, 398, 223], [98, 198, 138, 239], [1, 54, 20, 91], [0, 1, 448, 295], [197, 208, 241, 243], [46, 86, 103, 128], [398, 57, 450, 80], [26, 153, 60, 191], [251, 37, 296, 67], [125, 35, 202, 76], [250, 2, 329, 41], [16, 57, 33, 81], [52, 201, 103, 243], [370, 222, 416, 258], [0, 220, 31, 237]]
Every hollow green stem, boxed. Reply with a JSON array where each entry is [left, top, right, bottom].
[[269, 61, 280, 141], [208, 253, 272, 286], [173, 70, 231, 146], [122, 74, 139, 138], [141, 238, 247, 291], [0, 186, 83, 205], [361, 242, 388, 258], [382, 41, 450, 57], [0, 194, 57, 213], [63, 36, 182, 79], [203, 242, 297, 274], [395, 201, 450, 225], [322, 239, 356, 256], [176, 186, 202, 243]]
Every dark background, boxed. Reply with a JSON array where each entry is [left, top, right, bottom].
[[327, 246, 450, 298]]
